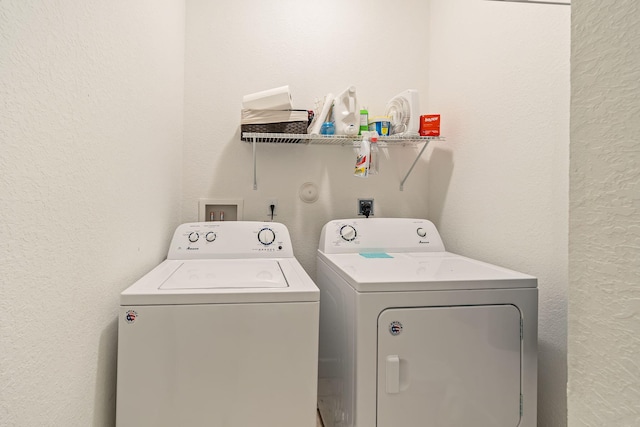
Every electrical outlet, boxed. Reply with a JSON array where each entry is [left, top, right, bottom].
[[267, 199, 278, 219], [358, 198, 374, 217]]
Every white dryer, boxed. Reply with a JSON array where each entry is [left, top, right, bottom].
[[316, 218, 537, 427], [116, 221, 319, 427]]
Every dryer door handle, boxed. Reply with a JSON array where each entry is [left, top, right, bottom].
[[386, 355, 400, 394]]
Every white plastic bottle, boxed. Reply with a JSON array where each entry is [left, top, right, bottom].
[[354, 132, 370, 177], [369, 131, 379, 175], [334, 86, 358, 136]]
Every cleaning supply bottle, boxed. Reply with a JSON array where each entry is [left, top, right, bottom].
[[334, 86, 358, 136], [320, 121, 335, 135], [359, 107, 368, 135], [308, 93, 335, 135], [369, 131, 379, 175], [354, 131, 370, 177], [320, 102, 335, 135]]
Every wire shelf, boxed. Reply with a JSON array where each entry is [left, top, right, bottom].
[[242, 132, 444, 147], [242, 132, 445, 191]]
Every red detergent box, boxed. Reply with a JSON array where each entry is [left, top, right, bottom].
[[419, 114, 440, 137]]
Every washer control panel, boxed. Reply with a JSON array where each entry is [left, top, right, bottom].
[[319, 218, 446, 254], [168, 222, 293, 259]]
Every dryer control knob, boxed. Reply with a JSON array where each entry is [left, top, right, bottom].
[[258, 228, 276, 245], [416, 227, 427, 238], [340, 225, 357, 241], [188, 232, 199, 243], [205, 232, 216, 242]]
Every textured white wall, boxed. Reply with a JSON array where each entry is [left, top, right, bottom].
[[0, 1, 184, 425], [0, 0, 574, 424], [428, 0, 570, 425], [569, 1, 640, 426], [185, 0, 570, 425], [183, 0, 432, 276]]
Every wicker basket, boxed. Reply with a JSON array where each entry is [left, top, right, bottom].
[[241, 121, 307, 142], [241, 109, 309, 142]]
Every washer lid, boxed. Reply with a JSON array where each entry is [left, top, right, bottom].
[[121, 259, 319, 305], [159, 259, 288, 290], [318, 251, 537, 292]]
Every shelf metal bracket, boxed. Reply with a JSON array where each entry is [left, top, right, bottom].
[[251, 135, 258, 190], [399, 140, 431, 191]]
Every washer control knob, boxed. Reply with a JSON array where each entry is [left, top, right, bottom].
[[340, 225, 357, 241], [258, 228, 276, 246], [188, 232, 199, 243], [416, 227, 427, 238], [205, 232, 216, 242]]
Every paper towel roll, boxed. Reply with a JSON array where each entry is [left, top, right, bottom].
[[242, 85, 293, 110]]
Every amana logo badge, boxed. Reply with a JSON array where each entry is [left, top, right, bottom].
[[125, 310, 138, 324], [389, 321, 403, 336]]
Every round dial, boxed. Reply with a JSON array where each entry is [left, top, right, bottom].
[[188, 232, 199, 243], [340, 225, 357, 241], [257, 228, 276, 246], [205, 232, 216, 242], [416, 227, 427, 238]]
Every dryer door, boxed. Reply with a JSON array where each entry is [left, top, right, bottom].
[[377, 305, 522, 427]]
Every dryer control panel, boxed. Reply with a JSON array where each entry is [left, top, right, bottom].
[[167, 222, 294, 259], [318, 218, 446, 254]]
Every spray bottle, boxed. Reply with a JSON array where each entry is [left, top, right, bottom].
[[354, 131, 370, 177], [369, 130, 379, 175]]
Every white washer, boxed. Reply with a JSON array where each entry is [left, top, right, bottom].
[[116, 221, 319, 427], [316, 218, 537, 427]]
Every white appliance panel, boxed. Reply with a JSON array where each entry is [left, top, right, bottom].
[[116, 302, 319, 427], [120, 258, 318, 305], [316, 218, 538, 427], [167, 221, 294, 259], [377, 305, 522, 427], [117, 221, 320, 427], [318, 218, 445, 254], [319, 252, 536, 292], [159, 259, 288, 289]]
